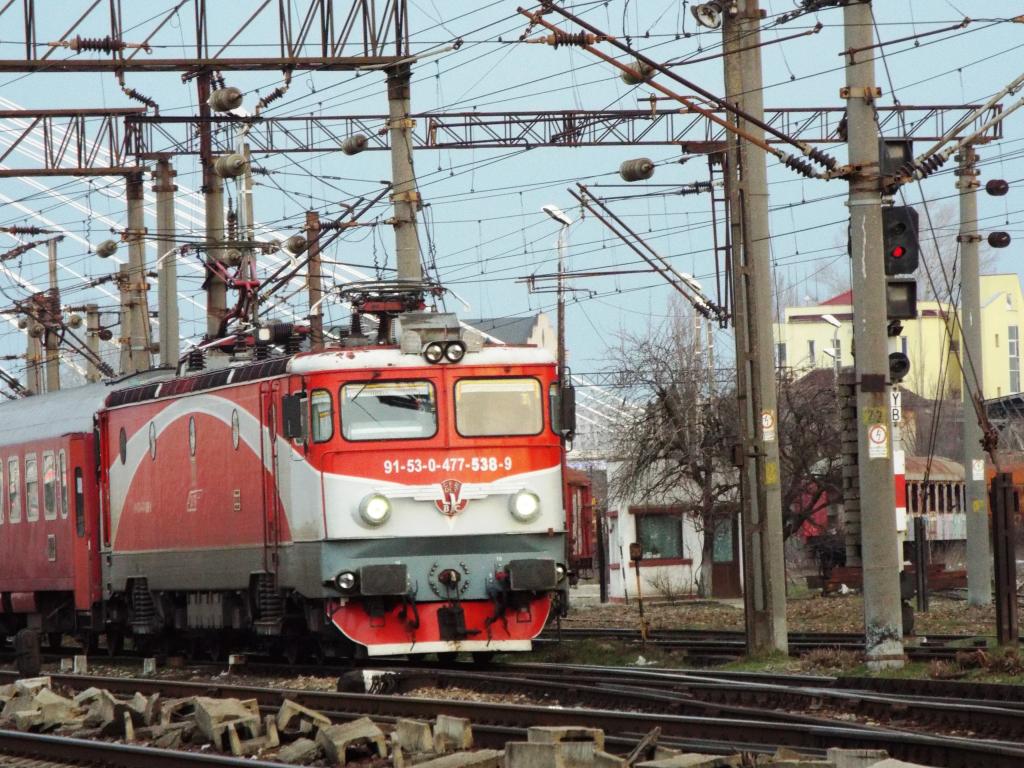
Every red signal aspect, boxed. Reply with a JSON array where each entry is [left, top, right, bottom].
[[891, 245, 906, 258]]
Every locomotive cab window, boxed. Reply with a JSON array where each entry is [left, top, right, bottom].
[[25, 453, 38, 523], [340, 381, 436, 441], [310, 389, 334, 443], [7, 457, 19, 523], [455, 378, 543, 437], [42, 451, 56, 521]]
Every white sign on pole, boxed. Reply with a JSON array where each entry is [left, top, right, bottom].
[[972, 458, 985, 482], [868, 423, 889, 459], [890, 389, 902, 424]]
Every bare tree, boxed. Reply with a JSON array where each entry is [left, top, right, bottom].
[[776, 369, 843, 540], [605, 301, 739, 597]]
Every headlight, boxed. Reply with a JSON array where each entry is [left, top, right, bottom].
[[359, 493, 392, 526], [444, 341, 466, 363], [509, 490, 541, 523], [336, 571, 357, 591], [423, 341, 445, 364]]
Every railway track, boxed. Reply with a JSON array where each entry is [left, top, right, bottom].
[[2, 669, 1024, 767], [540, 626, 990, 660], [0, 729, 297, 768]]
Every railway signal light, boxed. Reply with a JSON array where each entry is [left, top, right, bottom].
[[889, 352, 911, 383], [883, 206, 919, 275], [886, 278, 917, 320]]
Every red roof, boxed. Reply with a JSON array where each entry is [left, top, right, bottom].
[[820, 290, 852, 306]]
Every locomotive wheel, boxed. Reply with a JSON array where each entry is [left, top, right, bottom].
[[436, 651, 459, 663], [47, 632, 63, 650], [472, 651, 496, 664]]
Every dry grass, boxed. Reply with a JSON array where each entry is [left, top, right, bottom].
[[564, 594, 996, 637]]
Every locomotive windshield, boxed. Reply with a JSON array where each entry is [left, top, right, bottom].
[[455, 378, 543, 437], [340, 381, 437, 441]]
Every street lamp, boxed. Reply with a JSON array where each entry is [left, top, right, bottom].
[[542, 205, 572, 378], [821, 313, 841, 376]]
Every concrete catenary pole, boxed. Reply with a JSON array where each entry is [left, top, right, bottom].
[[722, 0, 788, 654], [125, 172, 153, 373], [44, 238, 60, 392], [85, 303, 102, 383], [198, 73, 227, 337], [152, 157, 179, 367], [843, 0, 904, 668], [25, 325, 41, 395], [305, 210, 324, 351], [958, 145, 993, 606], [386, 64, 423, 283]]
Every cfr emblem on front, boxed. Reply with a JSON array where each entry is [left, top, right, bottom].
[[435, 479, 468, 517]]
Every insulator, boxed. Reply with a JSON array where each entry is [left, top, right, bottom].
[[619, 158, 655, 182], [98, 328, 113, 342], [807, 146, 838, 171], [223, 248, 243, 266], [620, 60, 655, 85], [986, 179, 1010, 197], [187, 347, 206, 372], [910, 154, 947, 178], [16, 318, 27, 330], [1, 226, 51, 235], [208, 86, 243, 113], [213, 153, 248, 179], [67, 313, 82, 329], [988, 231, 1012, 249], [122, 87, 158, 113], [95, 239, 119, 258], [256, 85, 288, 112], [285, 333, 302, 355], [27, 324, 43, 339], [547, 31, 600, 48], [342, 133, 368, 156], [211, 71, 226, 91], [283, 235, 308, 255], [68, 35, 126, 54], [783, 154, 816, 179]]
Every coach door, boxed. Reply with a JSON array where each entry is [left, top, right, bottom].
[[258, 381, 283, 574]]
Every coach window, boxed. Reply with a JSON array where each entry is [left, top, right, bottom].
[[58, 450, 69, 520], [310, 390, 334, 443], [42, 451, 56, 521], [74, 468, 85, 537], [455, 378, 542, 437], [7, 457, 19, 523], [119, 428, 127, 465], [340, 381, 437, 441], [25, 453, 38, 523]]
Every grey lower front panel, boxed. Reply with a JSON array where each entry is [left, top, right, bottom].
[[104, 533, 565, 600]]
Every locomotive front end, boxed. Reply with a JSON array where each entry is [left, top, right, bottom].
[[293, 317, 573, 657]]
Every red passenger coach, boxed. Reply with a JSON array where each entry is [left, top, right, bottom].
[[0, 384, 105, 644]]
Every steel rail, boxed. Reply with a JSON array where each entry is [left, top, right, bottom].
[[0, 729, 291, 768]]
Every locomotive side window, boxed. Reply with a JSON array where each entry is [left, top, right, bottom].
[[7, 457, 19, 523], [42, 450, 57, 521], [25, 453, 38, 523], [455, 378, 543, 437], [58, 450, 68, 520], [74, 468, 85, 537], [340, 381, 436, 441], [310, 389, 334, 443]]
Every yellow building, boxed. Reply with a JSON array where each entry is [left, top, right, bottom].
[[773, 273, 1024, 400]]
